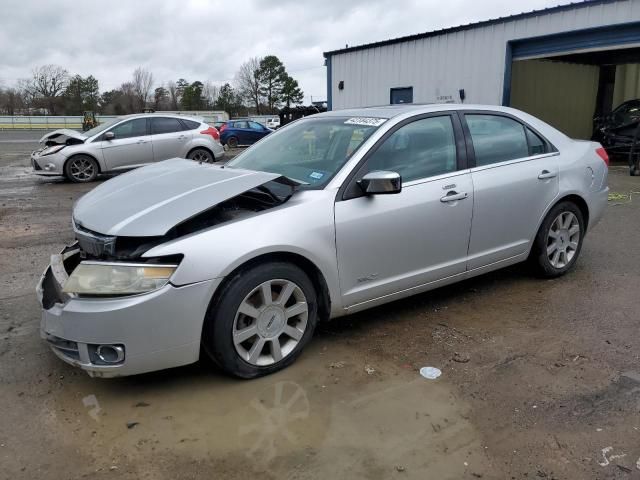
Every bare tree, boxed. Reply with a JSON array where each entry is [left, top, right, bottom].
[[167, 81, 179, 110], [235, 57, 262, 114], [0, 87, 25, 115], [203, 81, 219, 109], [27, 64, 69, 114], [120, 82, 138, 114], [132, 67, 153, 110]]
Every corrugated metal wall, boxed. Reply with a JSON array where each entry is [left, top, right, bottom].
[[510, 59, 599, 138], [329, 0, 640, 110]]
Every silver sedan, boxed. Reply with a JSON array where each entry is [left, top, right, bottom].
[[31, 113, 225, 182], [37, 104, 609, 378]]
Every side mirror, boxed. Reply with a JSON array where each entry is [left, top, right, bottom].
[[358, 170, 402, 195], [104, 131, 115, 141]]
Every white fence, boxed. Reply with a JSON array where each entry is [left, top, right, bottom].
[[0, 112, 228, 130], [0, 115, 117, 130]]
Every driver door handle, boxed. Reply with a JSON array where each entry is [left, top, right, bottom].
[[440, 191, 468, 203], [538, 170, 557, 180], [136, 139, 147, 144]]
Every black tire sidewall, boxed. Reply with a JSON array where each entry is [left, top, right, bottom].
[[64, 155, 98, 183], [203, 262, 318, 379], [532, 201, 585, 277], [188, 148, 213, 163], [227, 137, 238, 148]]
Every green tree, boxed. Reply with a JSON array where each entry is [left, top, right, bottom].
[[281, 74, 304, 108], [176, 78, 189, 108], [181, 81, 204, 110], [63, 75, 100, 114], [215, 83, 243, 117], [257, 55, 286, 113]]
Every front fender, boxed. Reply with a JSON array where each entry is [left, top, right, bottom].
[[143, 189, 344, 314]]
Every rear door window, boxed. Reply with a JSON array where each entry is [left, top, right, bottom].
[[234, 121, 249, 129], [465, 114, 529, 166], [151, 117, 184, 135]]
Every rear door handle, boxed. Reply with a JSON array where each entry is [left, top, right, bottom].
[[136, 139, 147, 144], [440, 191, 468, 203], [177, 135, 187, 140], [538, 170, 557, 180]]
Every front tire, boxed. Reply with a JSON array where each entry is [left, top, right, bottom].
[[530, 201, 585, 278], [64, 155, 98, 183], [202, 262, 318, 378]]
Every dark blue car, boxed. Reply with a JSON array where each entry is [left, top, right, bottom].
[[219, 120, 272, 148]]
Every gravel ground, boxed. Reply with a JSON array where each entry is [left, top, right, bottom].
[[1, 132, 640, 479]]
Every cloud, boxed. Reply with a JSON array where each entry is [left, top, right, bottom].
[[0, 0, 566, 104]]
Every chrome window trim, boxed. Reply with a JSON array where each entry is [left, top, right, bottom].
[[401, 168, 472, 188], [468, 151, 560, 174]]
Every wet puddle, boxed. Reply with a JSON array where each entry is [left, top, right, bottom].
[[44, 341, 489, 478]]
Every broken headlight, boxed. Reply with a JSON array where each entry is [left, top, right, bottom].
[[41, 145, 65, 156], [63, 262, 177, 296]]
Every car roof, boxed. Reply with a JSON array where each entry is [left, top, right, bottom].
[[117, 113, 204, 122], [317, 103, 519, 119]]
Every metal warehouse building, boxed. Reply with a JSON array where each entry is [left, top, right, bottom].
[[324, 0, 640, 139]]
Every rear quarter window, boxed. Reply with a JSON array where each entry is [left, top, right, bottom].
[[180, 119, 200, 130]]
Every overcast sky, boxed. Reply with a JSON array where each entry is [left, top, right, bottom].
[[0, 0, 574, 104]]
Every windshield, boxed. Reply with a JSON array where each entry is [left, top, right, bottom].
[[83, 117, 122, 138], [226, 116, 385, 188]]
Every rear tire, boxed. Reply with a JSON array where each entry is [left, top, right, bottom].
[[64, 155, 98, 183], [187, 148, 214, 163], [529, 201, 585, 278], [202, 262, 318, 379], [227, 136, 239, 149]]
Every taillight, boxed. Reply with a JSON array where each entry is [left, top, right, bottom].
[[219, 124, 227, 132], [595, 147, 609, 166], [200, 127, 220, 141]]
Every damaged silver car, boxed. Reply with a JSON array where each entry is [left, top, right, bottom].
[[37, 105, 609, 378], [31, 113, 225, 182]]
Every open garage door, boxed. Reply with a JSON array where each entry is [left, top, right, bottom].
[[504, 22, 640, 140]]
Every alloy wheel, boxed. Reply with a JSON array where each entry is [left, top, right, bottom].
[[232, 279, 308, 366], [69, 157, 96, 181], [546, 211, 580, 268], [190, 149, 213, 163]]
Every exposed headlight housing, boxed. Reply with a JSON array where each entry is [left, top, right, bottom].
[[41, 145, 65, 156], [63, 262, 177, 296]]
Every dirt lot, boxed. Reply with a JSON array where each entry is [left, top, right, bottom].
[[1, 131, 639, 479]]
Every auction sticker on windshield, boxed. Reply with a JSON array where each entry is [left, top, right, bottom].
[[344, 117, 387, 127]]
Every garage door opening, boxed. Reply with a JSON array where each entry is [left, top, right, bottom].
[[504, 21, 640, 159], [510, 47, 640, 141]]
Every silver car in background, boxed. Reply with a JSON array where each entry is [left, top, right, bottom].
[[31, 113, 225, 182], [37, 104, 609, 378]]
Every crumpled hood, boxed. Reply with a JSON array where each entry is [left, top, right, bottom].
[[73, 158, 280, 237], [39, 129, 87, 144]]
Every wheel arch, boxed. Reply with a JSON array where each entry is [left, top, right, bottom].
[[207, 251, 332, 324], [552, 193, 590, 231], [186, 145, 215, 160], [64, 152, 102, 174], [224, 135, 239, 146]]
